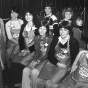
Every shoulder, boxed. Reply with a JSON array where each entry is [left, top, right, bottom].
[[50, 15, 57, 21], [5, 20, 11, 26], [70, 36, 79, 44], [0, 18, 3, 23], [18, 19, 24, 25]]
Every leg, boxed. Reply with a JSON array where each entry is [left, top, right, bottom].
[[57, 74, 76, 88], [45, 69, 67, 88], [22, 67, 32, 88], [35, 78, 46, 88], [31, 68, 40, 88]]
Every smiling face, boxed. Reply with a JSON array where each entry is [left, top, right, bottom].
[[76, 18, 83, 26], [45, 7, 52, 15], [65, 12, 72, 20], [59, 27, 69, 39], [11, 10, 18, 20], [39, 26, 47, 36], [25, 12, 33, 22]]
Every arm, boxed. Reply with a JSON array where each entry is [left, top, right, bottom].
[[70, 37, 79, 66], [0, 19, 6, 43], [33, 36, 40, 61], [18, 24, 26, 51], [5, 21, 18, 44], [71, 50, 88, 73], [0, 50, 4, 70], [48, 36, 59, 66]]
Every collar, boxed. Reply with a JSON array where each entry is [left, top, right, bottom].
[[25, 25, 37, 31], [45, 13, 52, 18], [58, 35, 70, 45]]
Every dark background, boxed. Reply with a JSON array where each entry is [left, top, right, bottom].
[[0, 0, 88, 19], [0, 0, 88, 36]]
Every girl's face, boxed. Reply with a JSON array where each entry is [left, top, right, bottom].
[[25, 12, 33, 22], [45, 7, 52, 15], [59, 28, 69, 39], [39, 26, 47, 36], [11, 10, 18, 19], [76, 18, 83, 26], [65, 12, 72, 20]]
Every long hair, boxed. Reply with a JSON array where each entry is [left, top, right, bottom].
[[22, 7, 37, 25]]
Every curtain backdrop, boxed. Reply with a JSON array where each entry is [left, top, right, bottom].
[[0, 0, 87, 19]]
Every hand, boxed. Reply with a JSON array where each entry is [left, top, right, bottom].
[[2, 65, 5, 70], [30, 61, 37, 69], [57, 62, 66, 68], [20, 49, 29, 56]]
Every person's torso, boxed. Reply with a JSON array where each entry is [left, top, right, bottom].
[[10, 20, 22, 39], [54, 39, 71, 66], [72, 52, 88, 83]]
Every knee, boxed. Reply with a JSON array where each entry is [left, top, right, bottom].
[[32, 68, 39, 76], [46, 80, 58, 88], [23, 67, 31, 76]]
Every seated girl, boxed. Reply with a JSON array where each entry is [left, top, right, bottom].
[[21, 25, 52, 88]]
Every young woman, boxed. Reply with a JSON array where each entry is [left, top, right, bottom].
[[72, 15, 86, 50], [58, 50, 88, 88], [0, 18, 6, 88], [36, 21, 79, 88], [5, 7, 23, 65], [5, 7, 23, 88], [21, 25, 52, 88], [61, 7, 74, 23]]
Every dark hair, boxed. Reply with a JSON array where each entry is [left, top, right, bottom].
[[59, 21, 73, 35], [72, 13, 83, 29], [44, 3, 57, 15], [62, 7, 74, 19], [23, 7, 37, 25], [9, 6, 21, 18], [10, 7, 19, 14]]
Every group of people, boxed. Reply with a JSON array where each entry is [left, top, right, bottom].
[[0, 3, 88, 88]]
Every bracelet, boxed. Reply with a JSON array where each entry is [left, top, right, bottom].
[[37, 60, 40, 63]]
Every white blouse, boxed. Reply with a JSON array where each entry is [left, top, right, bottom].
[[5, 19, 23, 40]]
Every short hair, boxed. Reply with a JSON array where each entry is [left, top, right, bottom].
[[62, 8, 74, 18], [10, 6, 19, 14]]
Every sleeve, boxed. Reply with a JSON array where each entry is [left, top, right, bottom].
[[70, 37, 79, 66], [19, 19, 24, 25], [33, 36, 40, 61], [48, 36, 59, 66], [53, 24, 59, 36], [5, 21, 13, 40]]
